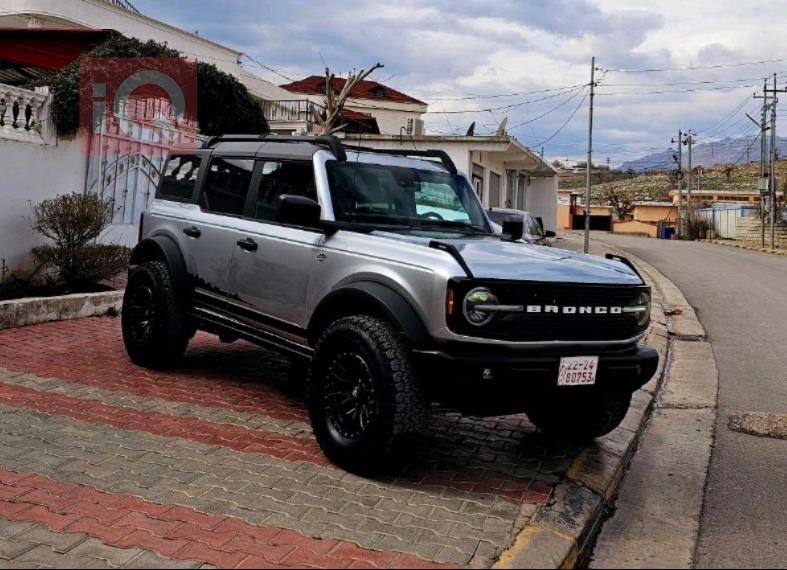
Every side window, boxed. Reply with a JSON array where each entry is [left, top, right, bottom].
[[253, 160, 317, 222], [527, 214, 543, 236], [200, 157, 254, 216], [158, 154, 201, 201]]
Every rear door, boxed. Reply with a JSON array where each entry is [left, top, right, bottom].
[[227, 159, 324, 333], [187, 155, 256, 299]]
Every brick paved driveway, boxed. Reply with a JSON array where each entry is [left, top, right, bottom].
[[0, 316, 593, 569]]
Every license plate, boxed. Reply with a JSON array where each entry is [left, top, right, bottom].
[[558, 356, 599, 386]]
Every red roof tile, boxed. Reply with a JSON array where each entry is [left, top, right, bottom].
[[280, 76, 426, 106]]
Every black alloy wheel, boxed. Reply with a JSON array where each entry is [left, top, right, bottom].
[[324, 352, 380, 440]]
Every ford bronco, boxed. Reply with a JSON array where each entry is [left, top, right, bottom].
[[122, 134, 658, 472]]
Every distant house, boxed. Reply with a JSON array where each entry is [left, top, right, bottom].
[[277, 75, 428, 136], [613, 202, 677, 238]]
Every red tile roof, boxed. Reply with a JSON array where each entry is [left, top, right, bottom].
[[280, 76, 426, 106]]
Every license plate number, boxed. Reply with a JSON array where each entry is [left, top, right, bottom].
[[558, 356, 599, 386]]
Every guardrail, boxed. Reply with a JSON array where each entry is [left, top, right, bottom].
[[0, 84, 48, 144], [261, 99, 324, 131]]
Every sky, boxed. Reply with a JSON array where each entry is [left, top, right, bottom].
[[135, 0, 787, 167]]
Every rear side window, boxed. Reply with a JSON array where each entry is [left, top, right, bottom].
[[200, 157, 254, 216], [253, 161, 316, 222], [158, 155, 201, 201], [528, 215, 543, 236]]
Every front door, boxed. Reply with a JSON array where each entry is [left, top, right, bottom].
[[227, 159, 323, 333]]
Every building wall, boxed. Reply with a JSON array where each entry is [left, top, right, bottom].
[[295, 94, 427, 136], [614, 220, 658, 238], [634, 205, 677, 223], [0, 0, 289, 101], [0, 137, 87, 272], [526, 177, 558, 232]]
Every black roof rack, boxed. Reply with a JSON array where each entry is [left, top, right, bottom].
[[201, 134, 347, 161], [344, 146, 457, 174]]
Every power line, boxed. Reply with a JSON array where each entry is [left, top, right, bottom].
[[506, 88, 586, 131], [601, 57, 787, 73], [597, 82, 766, 96], [533, 88, 589, 147], [417, 83, 587, 102]]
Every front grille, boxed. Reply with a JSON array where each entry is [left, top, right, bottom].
[[447, 279, 650, 342]]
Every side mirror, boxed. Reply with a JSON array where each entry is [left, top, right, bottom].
[[277, 195, 321, 227], [545, 230, 556, 238], [501, 215, 524, 242]]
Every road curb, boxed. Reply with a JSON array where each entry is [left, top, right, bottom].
[[702, 239, 787, 256], [493, 248, 676, 569], [0, 290, 123, 330], [493, 237, 721, 570]]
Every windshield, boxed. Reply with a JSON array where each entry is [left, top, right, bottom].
[[326, 161, 492, 234]]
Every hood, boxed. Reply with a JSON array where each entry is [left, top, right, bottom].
[[371, 231, 643, 285]]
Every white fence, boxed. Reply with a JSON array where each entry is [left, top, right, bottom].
[[696, 205, 787, 239]]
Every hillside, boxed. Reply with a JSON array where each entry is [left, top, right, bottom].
[[619, 136, 787, 173], [565, 159, 787, 208]]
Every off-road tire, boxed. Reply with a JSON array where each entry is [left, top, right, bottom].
[[526, 388, 632, 440], [308, 315, 427, 473], [122, 260, 190, 369]]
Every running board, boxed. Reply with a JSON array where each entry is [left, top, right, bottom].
[[189, 306, 313, 360]]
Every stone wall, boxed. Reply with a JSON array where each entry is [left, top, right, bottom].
[[735, 216, 787, 249]]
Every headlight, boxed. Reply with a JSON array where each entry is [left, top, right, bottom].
[[463, 287, 498, 326]]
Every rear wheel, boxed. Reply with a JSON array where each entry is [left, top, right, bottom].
[[122, 260, 190, 369], [308, 315, 427, 473], [526, 388, 632, 440]]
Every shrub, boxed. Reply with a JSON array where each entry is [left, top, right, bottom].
[[47, 35, 268, 137], [30, 193, 131, 289]]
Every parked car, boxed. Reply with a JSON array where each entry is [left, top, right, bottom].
[[487, 207, 555, 246], [122, 134, 658, 473]]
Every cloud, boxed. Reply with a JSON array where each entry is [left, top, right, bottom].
[[134, 0, 786, 165]]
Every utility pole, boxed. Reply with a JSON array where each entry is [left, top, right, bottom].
[[672, 130, 683, 238], [584, 56, 596, 254], [753, 79, 772, 248], [684, 130, 696, 236], [761, 74, 787, 249]]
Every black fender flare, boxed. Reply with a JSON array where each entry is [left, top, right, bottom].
[[129, 235, 188, 293], [308, 282, 432, 348]]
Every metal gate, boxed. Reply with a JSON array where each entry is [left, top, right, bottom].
[[84, 101, 202, 224]]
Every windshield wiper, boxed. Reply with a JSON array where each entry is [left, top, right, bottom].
[[413, 219, 492, 234]]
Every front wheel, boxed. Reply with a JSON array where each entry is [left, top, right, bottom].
[[526, 388, 632, 441], [122, 260, 190, 369], [308, 315, 427, 473]]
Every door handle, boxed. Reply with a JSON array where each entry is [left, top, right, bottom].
[[236, 238, 258, 252], [183, 226, 201, 238]]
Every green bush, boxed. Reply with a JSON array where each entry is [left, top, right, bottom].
[[47, 35, 268, 137], [30, 193, 131, 289]]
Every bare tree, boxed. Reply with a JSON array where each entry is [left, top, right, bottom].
[[723, 163, 734, 181], [313, 63, 384, 135], [603, 188, 636, 221]]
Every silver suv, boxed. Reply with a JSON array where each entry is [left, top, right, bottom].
[[122, 134, 658, 472]]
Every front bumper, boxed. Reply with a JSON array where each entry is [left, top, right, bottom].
[[414, 342, 659, 415]]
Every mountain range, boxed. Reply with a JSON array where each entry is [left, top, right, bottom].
[[619, 136, 787, 173]]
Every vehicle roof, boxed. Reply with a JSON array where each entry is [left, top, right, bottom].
[[170, 141, 452, 173]]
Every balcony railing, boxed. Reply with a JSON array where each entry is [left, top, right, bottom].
[[261, 99, 325, 131], [0, 84, 48, 143]]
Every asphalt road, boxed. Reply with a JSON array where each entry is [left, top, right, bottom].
[[576, 234, 787, 568]]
